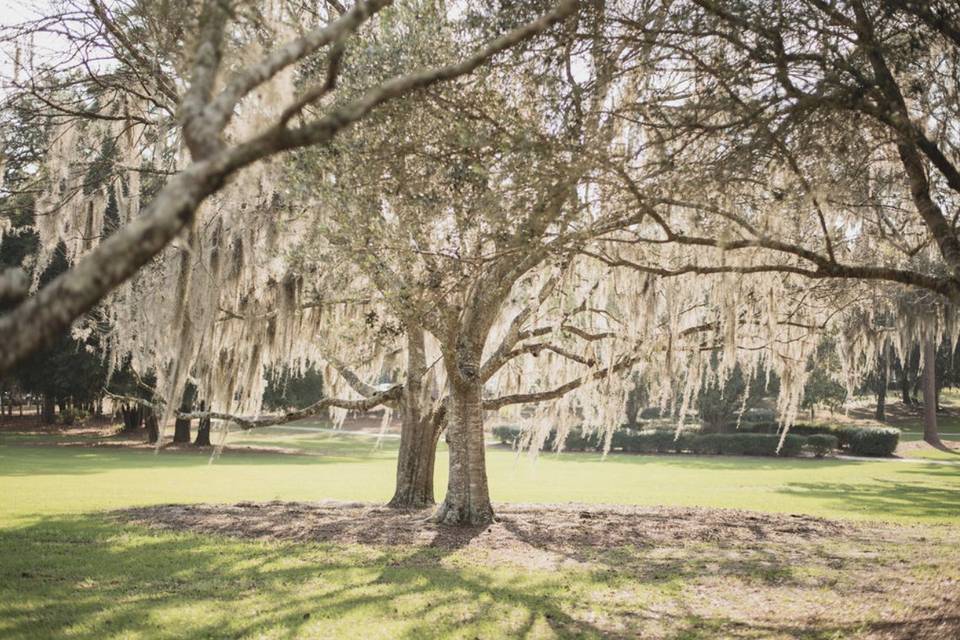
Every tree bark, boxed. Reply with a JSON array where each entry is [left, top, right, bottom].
[[388, 413, 442, 509], [145, 411, 159, 444], [923, 336, 943, 447], [194, 401, 212, 446], [389, 329, 441, 509], [875, 383, 886, 422], [41, 395, 55, 424], [120, 404, 143, 431], [875, 348, 888, 422], [432, 376, 493, 526], [173, 417, 191, 443]]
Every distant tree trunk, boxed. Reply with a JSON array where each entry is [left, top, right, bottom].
[[875, 384, 886, 422], [895, 349, 917, 405], [120, 404, 143, 431], [899, 372, 911, 405], [172, 417, 191, 443], [145, 411, 159, 444], [923, 336, 943, 448], [172, 387, 193, 443], [194, 401, 211, 447], [875, 348, 888, 422], [41, 395, 56, 424]]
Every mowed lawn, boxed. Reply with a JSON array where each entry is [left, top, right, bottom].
[[1, 427, 959, 639], [2, 427, 959, 525]]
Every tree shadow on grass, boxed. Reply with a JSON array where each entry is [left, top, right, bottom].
[[0, 438, 392, 477], [1, 511, 957, 639], [777, 474, 960, 521], [0, 514, 619, 639]]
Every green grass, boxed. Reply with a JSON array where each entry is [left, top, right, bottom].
[[2, 428, 960, 525], [0, 514, 630, 639], [1, 428, 959, 639]]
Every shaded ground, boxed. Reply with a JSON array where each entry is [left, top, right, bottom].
[[115, 501, 960, 639]]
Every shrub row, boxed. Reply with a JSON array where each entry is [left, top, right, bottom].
[[492, 426, 832, 457], [729, 421, 900, 456]]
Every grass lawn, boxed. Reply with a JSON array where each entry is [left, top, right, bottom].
[[1, 427, 958, 639]]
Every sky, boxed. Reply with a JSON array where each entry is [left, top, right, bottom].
[[0, 0, 72, 85]]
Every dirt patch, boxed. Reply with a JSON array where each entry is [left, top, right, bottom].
[[117, 501, 960, 639], [118, 501, 855, 550]]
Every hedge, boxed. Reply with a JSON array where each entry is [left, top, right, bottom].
[[805, 434, 839, 457], [686, 433, 806, 457], [615, 429, 685, 453], [492, 425, 521, 445], [492, 423, 895, 457], [732, 421, 899, 456], [847, 427, 900, 457]]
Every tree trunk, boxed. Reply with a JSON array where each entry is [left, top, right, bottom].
[[389, 329, 442, 509], [432, 376, 493, 526], [41, 395, 55, 424], [145, 411, 159, 444], [172, 417, 191, 443], [389, 413, 442, 509], [875, 384, 886, 422], [923, 336, 943, 448], [194, 401, 211, 446], [875, 348, 888, 422], [172, 388, 193, 443], [120, 404, 143, 431]]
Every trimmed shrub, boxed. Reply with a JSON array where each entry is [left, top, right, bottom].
[[687, 433, 804, 457], [560, 428, 600, 451], [805, 434, 839, 457], [638, 407, 665, 420], [492, 425, 520, 446], [541, 427, 603, 452], [847, 427, 900, 457], [723, 433, 805, 456], [786, 424, 898, 455]]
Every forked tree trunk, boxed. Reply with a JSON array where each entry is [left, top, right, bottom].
[[923, 336, 943, 448], [432, 376, 493, 526]]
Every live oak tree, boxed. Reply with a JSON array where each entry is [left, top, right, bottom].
[[0, 0, 579, 395], [6, 0, 958, 528], [586, 0, 960, 446], [286, 1, 895, 522]]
